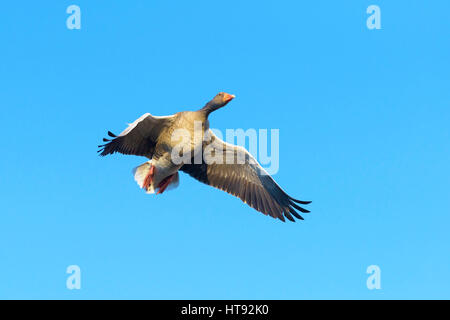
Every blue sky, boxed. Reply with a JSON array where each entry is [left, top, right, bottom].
[[0, 1, 449, 299]]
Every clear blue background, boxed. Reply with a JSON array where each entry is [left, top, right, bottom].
[[0, 1, 449, 299]]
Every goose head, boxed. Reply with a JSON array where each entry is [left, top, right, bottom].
[[207, 92, 235, 109]]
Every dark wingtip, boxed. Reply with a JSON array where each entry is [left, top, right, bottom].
[[288, 208, 304, 220], [294, 202, 310, 213], [107, 131, 117, 138], [290, 197, 312, 205], [284, 210, 296, 222], [289, 200, 310, 214], [103, 138, 110, 142]]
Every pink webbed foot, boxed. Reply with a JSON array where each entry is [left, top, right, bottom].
[[142, 165, 155, 190], [156, 174, 175, 195]]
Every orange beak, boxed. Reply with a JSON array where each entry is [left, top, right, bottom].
[[223, 93, 235, 103]]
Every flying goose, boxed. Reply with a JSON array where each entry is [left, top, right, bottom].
[[98, 92, 311, 222]]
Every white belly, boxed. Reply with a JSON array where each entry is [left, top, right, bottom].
[[133, 154, 181, 194], [152, 155, 181, 187]]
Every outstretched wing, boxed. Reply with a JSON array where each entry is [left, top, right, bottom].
[[180, 130, 311, 222], [98, 113, 175, 157]]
